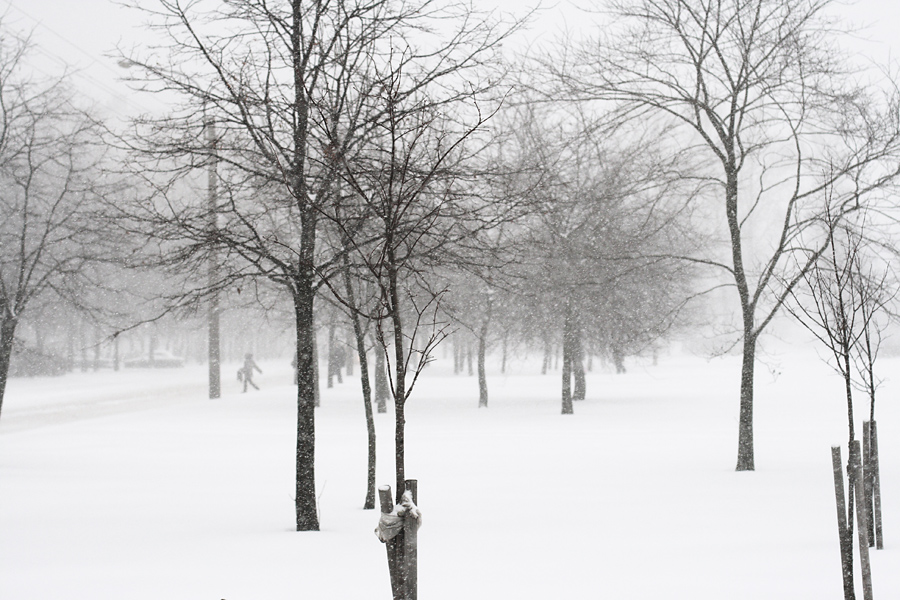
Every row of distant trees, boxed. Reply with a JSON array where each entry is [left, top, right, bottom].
[[0, 27, 111, 411], [3, 0, 900, 534]]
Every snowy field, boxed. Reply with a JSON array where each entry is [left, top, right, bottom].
[[1, 346, 897, 599]]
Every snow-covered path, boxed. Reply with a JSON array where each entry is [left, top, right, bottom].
[[1, 368, 210, 433], [0, 350, 897, 598]]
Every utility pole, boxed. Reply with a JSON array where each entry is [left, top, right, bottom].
[[207, 117, 221, 399]]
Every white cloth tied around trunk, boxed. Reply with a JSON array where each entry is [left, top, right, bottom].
[[375, 490, 422, 542]]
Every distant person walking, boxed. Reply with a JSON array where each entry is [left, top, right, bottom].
[[239, 353, 262, 392]]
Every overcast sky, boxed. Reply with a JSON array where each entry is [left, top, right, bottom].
[[3, 0, 900, 119]]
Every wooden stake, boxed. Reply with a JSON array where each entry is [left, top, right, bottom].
[[405, 479, 418, 505], [379, 485, 394, 514], [871, 422, 883, 550], [851, 441, 873, 600], [864, 422, 875, 546], [832, 446, 855, 600], [404, 479, 418, 600]]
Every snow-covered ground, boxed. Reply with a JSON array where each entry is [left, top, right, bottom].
[[0, 346, 897, 599]]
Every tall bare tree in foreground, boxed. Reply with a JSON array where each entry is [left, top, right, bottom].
[[118, 0, 412, 531], [0, 25, 106, 417], [548, 0, 900, 469], [118, 0, 518, 529]]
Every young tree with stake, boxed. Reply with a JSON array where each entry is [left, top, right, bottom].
[[116, 0, 522, 531]]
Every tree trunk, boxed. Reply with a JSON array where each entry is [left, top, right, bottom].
[[726, 163, 759, 473], [80, 320, 88, 372], [66, 322, 75, 372], [863, 422, 875, 546], [541, 337, 550, 375], [345, 336, 354, 376], [386, 257, 407, 503], [207, 118, 221, 400], [93, 328, 101, 372], [290, 0, 320, 529], [831, 446, 856, 600], [573, 318, 585, 401], [294, 275, 320, 531], [343, 261, 377, 510], [561, 299, 574, 415], [374, 337, 389, 413], [312, 325, 321, 407], [327, 321, 336, 389], [612, 346, 626, 374], [842, 342, 857, 543], [0, 315, 18, 418], [735, 333, 756, 471], [843, 348, 855, 447], [865, 351, 876, 425], [477, 311, 490, 408]]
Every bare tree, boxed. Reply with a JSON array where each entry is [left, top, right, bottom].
[[439, 237, 517, 409], [339, 255, 379, 509], [116, 0, 408, 531], [494, 106, 698, 413], [786, 201, 895, 571], [324, 200, 382, 508], [789, 208, 866, 450], [339, 54, 495, 501], [848, 230, 896, 429], [548, 0, 900, 469], [449, 276, 495, 408], [0, 25, 106, 416], [116, 0, 519, 530], [786, 206, 861, 587]]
